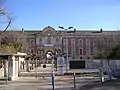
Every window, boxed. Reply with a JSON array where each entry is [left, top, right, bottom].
[[63, 39, 66, 46], [30, 49, 34, 53], [79, 39, 82, 48], [71, 39, 75, 46], [87, 57, 90, 59], [0, 60, 4, 69], [63, 39, 68, 46], [57, 49, 61, 53], [93, 39, 97, 47], [31, 39, 35, 46], [80, 49, 82, 55], [47, 37, 51, 44], [86, 48, 90, 55], [37, 49, 40, 54], [40, 49, 44, 55], [39, 38, 42, 42], [71, 39, 75, 56], [54, 49, 58, 55], [56, 38, 59, 42], [86, 39, 90, 47], [56, 38, 59, 45]]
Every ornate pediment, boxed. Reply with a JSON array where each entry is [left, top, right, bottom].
[[42, 26, 56, 36]]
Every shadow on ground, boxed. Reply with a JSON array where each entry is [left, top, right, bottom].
[[78, 79, 120, 90]]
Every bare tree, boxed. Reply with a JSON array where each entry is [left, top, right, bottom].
[[94, 31, 120, 79], [0, 0, 12, 48], [0, 0, 12, 31], [95, 32, 119, 59]]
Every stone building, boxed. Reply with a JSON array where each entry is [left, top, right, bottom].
[[1, 26, 119, 69]]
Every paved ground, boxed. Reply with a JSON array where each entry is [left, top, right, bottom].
[[26, 66, 99, 73], [20, 67, 99, 76], [0, 76, 100, 90], [78, 79, 120, 90]]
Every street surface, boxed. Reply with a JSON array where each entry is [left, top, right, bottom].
[[0, 76, 100, 90]]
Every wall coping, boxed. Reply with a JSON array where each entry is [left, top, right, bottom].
[[0, 52, 27, 56]]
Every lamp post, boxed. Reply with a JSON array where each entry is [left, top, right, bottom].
[[92, 29, 104, 82], [58, 26, 74, 73]]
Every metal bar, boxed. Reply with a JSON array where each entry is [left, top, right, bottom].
[[35, 59, 37, 78], [99, 67, 104, 82], [73, 72, 76, 88], [52, 72, 55, 90], [65, 29, 69, 73], [6, 60, 8, 83]]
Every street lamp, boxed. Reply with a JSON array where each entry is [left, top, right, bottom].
[[92, 28, 104, 82], [58, 26, 74, 73]]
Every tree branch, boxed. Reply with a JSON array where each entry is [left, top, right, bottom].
[[3, 21, 11, 32]]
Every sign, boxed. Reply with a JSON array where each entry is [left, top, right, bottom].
[[44, 44, 54, 46]]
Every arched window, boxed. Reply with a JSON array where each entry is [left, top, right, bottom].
[[40, 49, 44, 55], [30, 49, 34, 53], [47, 37, 51, 44], [31, 39, 35, 46], [56, 38, 59, 42], [37, 49, 40, 54], [39, 38, 42, 42]]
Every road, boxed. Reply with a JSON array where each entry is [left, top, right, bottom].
[[0, 76, 100, 90]]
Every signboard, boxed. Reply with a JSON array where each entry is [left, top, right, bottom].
[[44, 44, 54, 46], [57, 56, 64, 75]]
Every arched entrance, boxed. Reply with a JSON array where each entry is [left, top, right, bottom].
[[45, 50, 54, 64]]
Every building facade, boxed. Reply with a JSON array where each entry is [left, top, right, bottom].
[[24, 26, 118, 58], [4, 26, 119, 69]]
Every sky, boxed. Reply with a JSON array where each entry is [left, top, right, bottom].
[[2, 0, 120, 31]]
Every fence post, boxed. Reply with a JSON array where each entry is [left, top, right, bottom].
[[52, 72, 55, 90], [6, 60, 8, 83], [73, 72, 76, 88], [99, 67, 104, 82]]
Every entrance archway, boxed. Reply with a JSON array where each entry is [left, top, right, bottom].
[[45, 50, 54, 64]]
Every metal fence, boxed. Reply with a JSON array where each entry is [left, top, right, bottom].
[[86, 59, 120, 72]]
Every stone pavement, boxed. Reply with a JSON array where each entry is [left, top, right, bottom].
[[0, 76, 100, 90]]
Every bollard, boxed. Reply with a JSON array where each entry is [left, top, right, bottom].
[[73, 72, 76, 88], [99, 67, 104, 82], [6, 70, 8, 83], [52, 72, 55, 90], [6, 61, 8, 83], [109, 69, 112, 80]]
